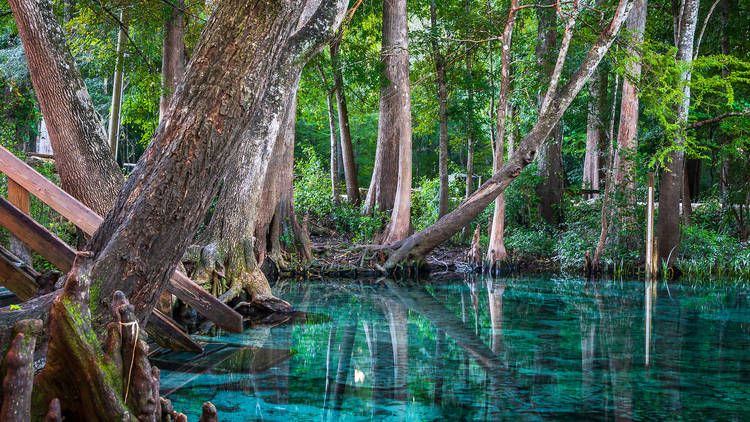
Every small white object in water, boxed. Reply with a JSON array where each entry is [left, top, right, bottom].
[[354, 369, 365, 383]]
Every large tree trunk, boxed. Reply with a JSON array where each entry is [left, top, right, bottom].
[[535, 0, 563, 227], [430, 1, 450, 218], [613, 0, 647, 193], [9, 0, 124, 217], [363, 0, 411, 217], [159, 0, 186, 122], [82, 0, 346, 330], [4, 0, 347, 419], [485, 0, 518, 266], [583, 65, 607, 198], [107, 10, 128, 158], [375, 0, 412, 243], [384, 0, 635, 268], [330, 37, 361, 205], [656, 0, 699, 264], [189, 3, 345, 313]]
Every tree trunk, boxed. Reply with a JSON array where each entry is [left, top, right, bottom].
[[486, 0, 518, 266], [190, 3, 345, 313], [375, 0, 412, 244], [254, 91, 314, 270], [656, 0, 699, 263], [107, 10, 128, 159], [330, 37, 361, 205], [583, 65, 607, 198], [384, 0, 635, 268], [363, 0, 411, 218], [327, 87, 341, 206], [430, 1, 450, 219], [159, 0, 186, 122], [535, 0, 563, 227], [9, 0, 124, 217], [4, 1, 347, 419], [593, 75, 620, 270], [613, 0, 647, 193], [81, 0, 346, 330]]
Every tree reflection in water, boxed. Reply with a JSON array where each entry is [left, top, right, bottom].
[[158, 276, 750, 421]]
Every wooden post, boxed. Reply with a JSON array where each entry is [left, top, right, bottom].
[[7, 178, 32, 265], [646, 172, 655, 278]]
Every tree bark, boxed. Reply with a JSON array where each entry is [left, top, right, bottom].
[[535, 0, 563, 227], [593, 75, 620, 270], [384, 0, 635, 268], [330, 37, 361, 205], [80, 0, 347, 331], [375, 0, 412, 244], [159, 0, 186, 122], [486, 0, 518, 266], [254, 91, 314, 270], [188, 2, 345, 313], [430, 1, 450, 218], [107, 10, 128, 159], [583, 65, 607, 198], [326, 82, 342, 206], [363, 0, 411, 218], [656, 0, 699, 263], [9, 0, 124, 217], [613, 0, 647, 192]]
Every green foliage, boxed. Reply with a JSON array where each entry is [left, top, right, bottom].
[[294, 146, 385, 244]]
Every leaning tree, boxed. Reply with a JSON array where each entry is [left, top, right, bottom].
[[384, 0, 636, 270]]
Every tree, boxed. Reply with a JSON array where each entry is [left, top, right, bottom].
[[534, 0, 564, 227], [430, 1, 450, 218], [363, 0, 411, 219], [159, 0, 185, 121], [384, 0, 636, 268], [106, 10, 128, 157], [9, 0, 124, 217], [613, 0, 648, 193], [186, 0, 345, 311], [655, 0, 699, 264], [366, 0, 412, 243], [582, 65, 607, 197], [3, 0, 348, 418], [485, 0, 518, 266], [330, 34, 361, 205]]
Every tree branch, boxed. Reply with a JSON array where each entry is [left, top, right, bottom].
[[686, 111, 750, 129]]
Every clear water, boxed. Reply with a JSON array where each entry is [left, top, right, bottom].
[[155, 276, 750, 421]]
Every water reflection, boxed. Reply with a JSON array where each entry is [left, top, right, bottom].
[[157, 276, 750, 421]]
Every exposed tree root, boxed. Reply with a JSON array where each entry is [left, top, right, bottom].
[[0, 253, 219, 421]]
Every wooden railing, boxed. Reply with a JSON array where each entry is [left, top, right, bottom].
[[0, 146, 243, 349]]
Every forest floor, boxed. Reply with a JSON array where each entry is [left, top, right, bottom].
[[281, 231, 559, 280]]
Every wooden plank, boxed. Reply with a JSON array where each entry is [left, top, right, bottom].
[[0, 246, 38, 301], [146, 309, 204, 353], [0, 197, 75, 272], [0, 146, 242, 333], [7, 179, 30, 214], [0, 146, 101, 235], [168, 272, 243, 333]]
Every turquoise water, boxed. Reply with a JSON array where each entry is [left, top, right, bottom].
[[155, 276, 750, 421]]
